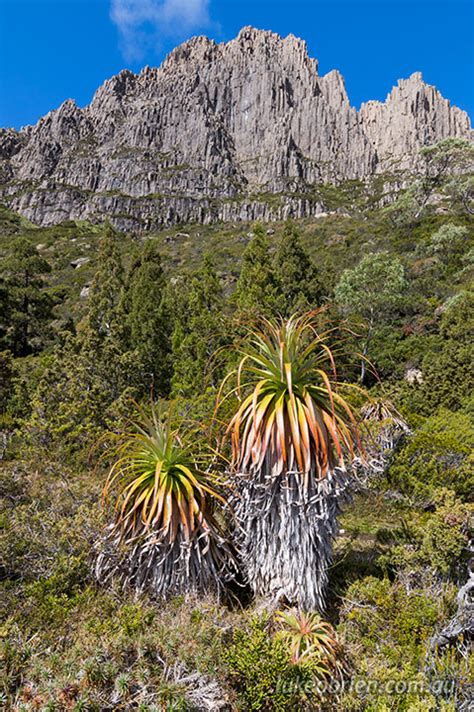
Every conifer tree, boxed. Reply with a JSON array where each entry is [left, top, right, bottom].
[[29, 225, 139, 456], [234, 223, 280, 317], [273, 221, 321, 316], [123, 241, 171, 397], [171, 255, 227, 398], [29, 337, 115, 457], [1, 236, 53, 356], [80, 223, 125, 351], [0, 276, 8, 350], [0, 349, 13, 415], [77, 222, 139, 403]]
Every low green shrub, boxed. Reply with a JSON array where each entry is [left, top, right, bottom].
[[338, 575, 459, 711], [387, 409, 474, 499], [224, 615, 317, 711], [383, 489, 473, 577]]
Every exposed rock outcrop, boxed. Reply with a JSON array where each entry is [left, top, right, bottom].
[[0, 27, 471, 229], [359, 72, 472, 172]]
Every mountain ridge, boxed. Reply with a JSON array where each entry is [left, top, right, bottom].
[[0, 26, 472, 230]]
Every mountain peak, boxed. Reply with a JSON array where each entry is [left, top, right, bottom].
[[407, 70, 423, 82], [0, 27, 471, 229]]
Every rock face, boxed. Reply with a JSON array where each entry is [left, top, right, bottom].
[[0, 27, 471, 230], [359, 72, 472, 172]]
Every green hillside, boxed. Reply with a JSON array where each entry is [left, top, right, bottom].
[[1, 154, 473, 710]]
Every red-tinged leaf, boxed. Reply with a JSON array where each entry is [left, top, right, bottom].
[[287, 392, 304, 472]]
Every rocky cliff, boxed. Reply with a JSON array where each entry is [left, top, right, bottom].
[[0, 27, 472, 230]]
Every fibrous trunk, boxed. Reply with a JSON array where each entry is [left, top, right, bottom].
[[95, 526, 237, 599], [231, 464, 350, 611]]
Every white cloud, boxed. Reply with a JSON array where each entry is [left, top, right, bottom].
[[110, 0, 211, 61]]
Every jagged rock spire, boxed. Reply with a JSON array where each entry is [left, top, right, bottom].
[[0, 27, 471, 229]]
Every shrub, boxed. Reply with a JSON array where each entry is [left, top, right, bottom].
[[386, 489, 473, 577], [418, 291, 474, 413], [387, 409, 474, 499], [339, 575, 457, 711], [24, 555, 90, 626], [224, 615, 316, 711]]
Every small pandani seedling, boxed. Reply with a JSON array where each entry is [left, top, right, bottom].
[[275, 608, 340, 674]]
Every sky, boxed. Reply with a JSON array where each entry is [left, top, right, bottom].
[[0, 0, 473, 129]]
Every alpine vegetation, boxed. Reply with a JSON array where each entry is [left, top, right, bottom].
[[274, 608, 340, 673], [224, 312, 361, 611], [96, 404, 237, 598], [2, 21, 472, 704]]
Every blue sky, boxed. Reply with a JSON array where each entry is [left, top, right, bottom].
[[0, 0, 473, 129]]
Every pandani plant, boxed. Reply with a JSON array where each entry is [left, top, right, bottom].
[[275, 608, 341, 675], [95, 403, 237, 598], [360, 397, 410, 455], [221, 312, 362, 611]]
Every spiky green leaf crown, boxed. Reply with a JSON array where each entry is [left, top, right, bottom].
[[227, 312, 360, 478], [103, 404, 224, 544]]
